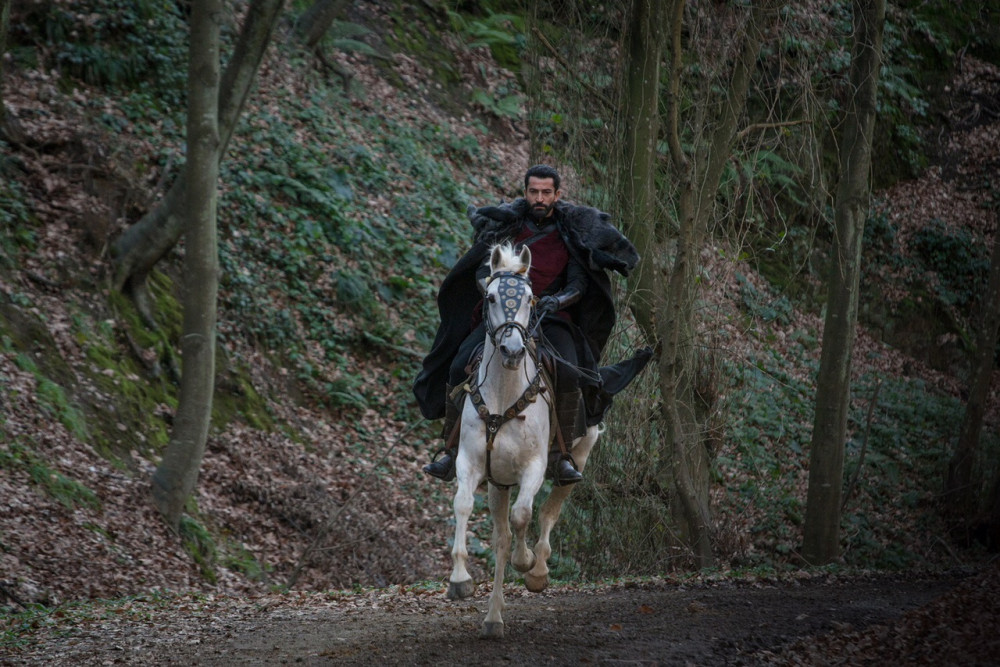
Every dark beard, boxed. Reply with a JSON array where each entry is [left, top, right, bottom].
[[529, 203, 552, 221]]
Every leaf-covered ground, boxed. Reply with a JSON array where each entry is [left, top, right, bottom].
[[3, 566, 997, 665]]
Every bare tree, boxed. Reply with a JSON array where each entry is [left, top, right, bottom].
[[151, 0, 223, 531], [0, 0, 7, 119], [619, 0, 784, 567], [1, 0, 11, 140], [946, 209, 1000, 528], [802, 0, 886, 565], [0, 0, 25, 146], [620, 0, 665, 344], [111, 0, 284, 323]]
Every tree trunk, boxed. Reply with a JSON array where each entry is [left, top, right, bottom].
[[652, 0, 782, 568], [0, 0, 26, 145], [656, 0, 710, 568], [659, 193, 714, 564], [946, 212, 1000, 525], [294, 0, 349, 50], [1, 0, 10, 138], [111, 0, 284, 317], [986, 469, 1000, 550], [0, 0, 7, 113], [151, 0, 223, 531], [620, 0, 664, 344], [802, 0, 886, 566]]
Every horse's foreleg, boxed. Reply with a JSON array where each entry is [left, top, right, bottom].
[[510, 462, 545, 573], [525, 427, 599, 593], [481, 484, 511, 639], [524, 483, 573, 592], [448, 478, 477, 600]]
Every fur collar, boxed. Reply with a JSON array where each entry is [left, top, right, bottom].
[[468, 198, 639, 277]]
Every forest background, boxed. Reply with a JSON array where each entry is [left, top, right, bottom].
[[1, 0, 999, 627]]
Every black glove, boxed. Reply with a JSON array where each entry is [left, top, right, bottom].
[[537, 295, 560, 314], [536, 287, 581, 315]]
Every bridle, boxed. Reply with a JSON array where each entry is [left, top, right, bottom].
[[482, 270, 538, 348]]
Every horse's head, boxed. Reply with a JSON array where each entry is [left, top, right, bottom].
[[484, 243, 533, 370]]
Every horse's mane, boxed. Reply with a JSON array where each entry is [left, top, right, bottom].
[[490, 242, 528, 275]]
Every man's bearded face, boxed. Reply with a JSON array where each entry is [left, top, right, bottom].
[[526, 176, 560, 221]]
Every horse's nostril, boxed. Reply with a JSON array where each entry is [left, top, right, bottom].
[[500, 343, 524, 361]]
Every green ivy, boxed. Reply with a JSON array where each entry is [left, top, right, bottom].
[[40, 0, 188, 107], [179, 516, 218, 584], [735, 273, 795, 326], [1, 442, 101, 511], [0, 176, 37, 270], [35, 378, 89, 442], [911, 218, 990, 309], [207, 77, 484, 414]]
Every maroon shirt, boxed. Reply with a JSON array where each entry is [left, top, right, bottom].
[[469, 223, 572, 328], [514, 225, 569, 296]]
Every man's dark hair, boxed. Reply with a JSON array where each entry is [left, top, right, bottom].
[[524, 164, 560, 191]]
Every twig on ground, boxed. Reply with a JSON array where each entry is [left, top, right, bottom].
[[361, 331, 423, 359]]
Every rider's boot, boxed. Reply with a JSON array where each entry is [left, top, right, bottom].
[[548, 390, 584, 486], [423, 385, 460, 481], [549, 452, 582, 486]]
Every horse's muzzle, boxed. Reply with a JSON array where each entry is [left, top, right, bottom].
[[499, 343, 526, 369]]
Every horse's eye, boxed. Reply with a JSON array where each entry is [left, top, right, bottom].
[[487, 293, 497, 303]]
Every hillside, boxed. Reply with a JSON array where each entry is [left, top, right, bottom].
[[2, 0, 999, 631], [0, 2, 529, 605]]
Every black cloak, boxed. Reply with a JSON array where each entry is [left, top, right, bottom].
[[413, 198, 651, 423]]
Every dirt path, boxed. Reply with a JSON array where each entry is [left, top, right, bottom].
[[2, 573, 971, 666]]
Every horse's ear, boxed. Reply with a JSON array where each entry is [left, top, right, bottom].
[[490, 245, 503, 273], [518, 245, 531, 273]]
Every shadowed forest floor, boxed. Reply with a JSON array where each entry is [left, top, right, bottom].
[[4, 564, 997, 665]]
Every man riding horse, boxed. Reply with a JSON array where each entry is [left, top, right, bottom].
[[413, 164, 651, 485]]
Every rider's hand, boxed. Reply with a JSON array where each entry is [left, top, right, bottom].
[[537, 295, 559, 314]]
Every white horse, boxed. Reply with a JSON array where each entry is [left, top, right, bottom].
[[447, 242, 601, 640]]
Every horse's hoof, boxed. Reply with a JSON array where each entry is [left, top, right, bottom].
[[524, 572, 548, 593], [511, 554, 536, 574], [479, 621, 505, 640], [446, 578, 476, 600]]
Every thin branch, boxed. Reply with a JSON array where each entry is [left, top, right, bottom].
[[25, 270, 60, 290], [842, 379, 881, 512], [311, 46, 355, 90], [665, 0, 687, 171], [531, 27, 614, 109], [736, 119, 809, 141], [361, 331, 423, 359], [150, 154, 175, 203]]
